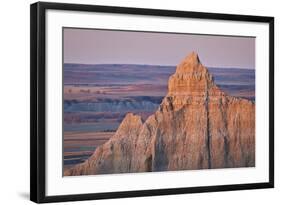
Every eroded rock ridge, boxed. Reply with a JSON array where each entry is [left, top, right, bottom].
[[65, 52, 255, 176]]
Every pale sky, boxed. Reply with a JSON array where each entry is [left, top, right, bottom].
[[63, 28, 255, 69]]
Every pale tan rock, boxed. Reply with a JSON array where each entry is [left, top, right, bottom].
[[65, 52, 255, 176]]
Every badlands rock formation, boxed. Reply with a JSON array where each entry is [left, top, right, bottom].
[[65, 52, 255, 176]]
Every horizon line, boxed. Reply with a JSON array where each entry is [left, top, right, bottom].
[[63, 62, 255, 70]]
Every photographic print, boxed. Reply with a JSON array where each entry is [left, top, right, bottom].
[[30, 2, 274, 202], [63, 28, 255, 176]]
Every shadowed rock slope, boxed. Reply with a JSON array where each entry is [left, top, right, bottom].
[[65, 52, 255, 176]]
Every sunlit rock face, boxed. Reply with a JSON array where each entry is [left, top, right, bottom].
[[65, 52, 255, 176]]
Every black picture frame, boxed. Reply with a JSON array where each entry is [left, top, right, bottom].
[[30, 1, 274, 203]]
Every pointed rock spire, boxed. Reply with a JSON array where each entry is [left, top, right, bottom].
[[176, 51, 202, 73], [183, 51, 201, 65], [168, 52, 214, 96]]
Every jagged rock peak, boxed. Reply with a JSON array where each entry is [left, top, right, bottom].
[[176, 51, 203, 74], [183, 51, 201, 64], [113, 113, 143, 138], [168, 52, 215, 96]]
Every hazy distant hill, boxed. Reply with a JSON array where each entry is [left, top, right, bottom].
[[64, 63, 255, 92]]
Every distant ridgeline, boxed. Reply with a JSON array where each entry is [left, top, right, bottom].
[[64, 63, 255, 100]]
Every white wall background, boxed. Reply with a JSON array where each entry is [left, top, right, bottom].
[[0, 0, 279, 204]]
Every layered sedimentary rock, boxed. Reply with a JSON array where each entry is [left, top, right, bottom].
[[65, 52, 255, 176]]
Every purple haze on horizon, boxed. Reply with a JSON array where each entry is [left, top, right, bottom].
[[64, 28, 255, 69]]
